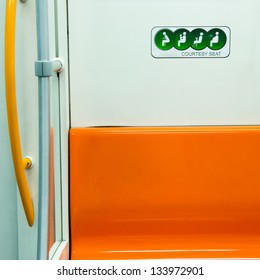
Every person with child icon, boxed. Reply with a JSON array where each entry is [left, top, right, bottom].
[[193, 32, 204, 46], [178, 32, 187, 47]]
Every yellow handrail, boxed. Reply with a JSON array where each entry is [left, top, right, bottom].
[[5, 0, 34, 226]]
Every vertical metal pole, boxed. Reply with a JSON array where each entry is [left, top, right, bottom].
[[35, 0, 50, 260]]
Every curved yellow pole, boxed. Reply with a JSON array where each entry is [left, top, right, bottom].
[[5, 0, 34, 226]]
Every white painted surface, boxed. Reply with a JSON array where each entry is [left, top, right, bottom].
[[68, 0, 260, 127], [15, 0, 39, 259], [0, 0, 18, 260], [0, 0, 39, 259], [0, 0, 70, 259], [55, 0, 70, 249], [49, 0, 70, 260]]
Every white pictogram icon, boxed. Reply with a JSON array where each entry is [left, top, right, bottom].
[[193, 32, 204, 46], [178, 32, 187, 47], [210, 31, 219, 47], [162, 32, 170, 46]]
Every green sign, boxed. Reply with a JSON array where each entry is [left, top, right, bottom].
[[154, 27, 227, 51], [172, 28, 191, 50], [154, 29, 174, 51], [207, 28, 227, 50], [191, 28, 208, 51]]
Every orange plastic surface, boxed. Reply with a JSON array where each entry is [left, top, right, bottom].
[[70, 127, 260, 259]]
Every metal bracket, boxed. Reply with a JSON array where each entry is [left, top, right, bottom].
[[35, 57, 64, 77], [35, 61, 53, 77]]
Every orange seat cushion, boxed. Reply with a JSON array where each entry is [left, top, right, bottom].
[[70, 127, 260, 259]]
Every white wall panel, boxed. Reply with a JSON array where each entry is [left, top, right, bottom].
[[68, 0, 260, 127], [0, 0, 18, 260], [15, 0, 38, 260]]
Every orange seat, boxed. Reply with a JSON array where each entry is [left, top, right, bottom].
[[70, 127, 260, 259]]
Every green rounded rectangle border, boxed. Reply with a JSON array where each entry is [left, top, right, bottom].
[[151, 26, 231, 58]]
